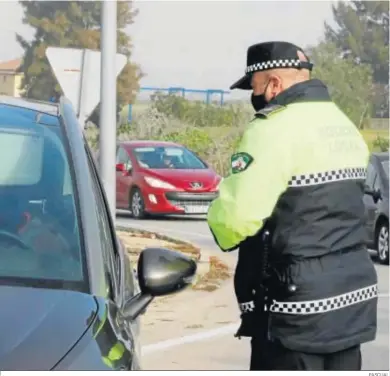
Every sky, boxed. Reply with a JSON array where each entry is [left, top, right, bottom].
[[0, 0, 337, 100]]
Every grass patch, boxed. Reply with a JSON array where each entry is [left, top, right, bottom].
[[192, 256, 231, 292], [361, 128, 389, 152], [116, 227, 201, 263]]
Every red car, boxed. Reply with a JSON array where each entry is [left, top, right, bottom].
[[115, 140, 222, 218]]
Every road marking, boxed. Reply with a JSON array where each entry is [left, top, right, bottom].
[[141, 293, 389, 356], [141, 322, 239, 355]]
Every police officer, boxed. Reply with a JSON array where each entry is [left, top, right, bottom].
[[207, 41, 378, 371]]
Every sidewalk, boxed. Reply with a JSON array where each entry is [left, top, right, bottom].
[[139, 250, 246, 370]]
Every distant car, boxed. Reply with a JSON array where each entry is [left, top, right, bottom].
[[115, 141, 222, 219], [363, 152, 389, 265], [0, 96, 196, 370]]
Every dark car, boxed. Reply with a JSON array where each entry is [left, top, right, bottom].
[[0, 95, 196, 370], [363, 152, 389, 264]]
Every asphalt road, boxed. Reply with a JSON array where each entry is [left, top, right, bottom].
[[116, 210, 389, 371]]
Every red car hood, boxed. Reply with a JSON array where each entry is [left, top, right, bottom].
[[143, 168, 219, 191]]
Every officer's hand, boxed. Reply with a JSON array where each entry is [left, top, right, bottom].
[[234, 311, 256, 339]]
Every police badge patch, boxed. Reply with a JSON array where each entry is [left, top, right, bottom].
[[231, 152, 254, 174]]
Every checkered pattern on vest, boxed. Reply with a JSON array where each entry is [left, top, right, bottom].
[[288, 167, 367, 187], [239, 300, 255, 313], [269, 284, 378, 315]]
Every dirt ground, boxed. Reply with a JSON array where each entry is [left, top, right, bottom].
[[117, 227, 231, 292], [116, 228, 239, 370]]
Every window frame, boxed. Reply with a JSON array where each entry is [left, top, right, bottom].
[[365, 162, 377, 189], [84, 141, 121, 302]]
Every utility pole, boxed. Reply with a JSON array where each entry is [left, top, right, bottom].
[[100, 0, 117, 224]]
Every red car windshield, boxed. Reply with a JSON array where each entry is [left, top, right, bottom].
[[133, 146, 207, 170]]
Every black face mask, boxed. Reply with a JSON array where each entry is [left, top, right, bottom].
[[251, 80, 271, 112], [251, 93, 268, 112]]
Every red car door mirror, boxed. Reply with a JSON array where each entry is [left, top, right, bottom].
[[116, 163, 126, 172]]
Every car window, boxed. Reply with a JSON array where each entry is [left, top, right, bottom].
[[85, 143, 119, 299], [116, 146, 132, 170], [116, 147, 133, 171], [133, 146, 207, 169], [0, 129, 43, 185], [365, 162, 376, 189], [117, 146, 128, 163], [381, 160, 389, 179], [0, 105, 87, 292]]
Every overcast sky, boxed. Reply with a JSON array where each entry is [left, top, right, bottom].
[[0, 0, 337, 100]]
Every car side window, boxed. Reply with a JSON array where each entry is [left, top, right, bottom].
[[85, 143, 119, 299], [116, 146, 132, 171], [365, 163, 376, 189]]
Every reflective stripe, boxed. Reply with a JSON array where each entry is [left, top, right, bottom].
[[288, 167, 366, 187], [239, 301, 255, 313], [246, 59, 301, 73], [269, 284, 377, 315]]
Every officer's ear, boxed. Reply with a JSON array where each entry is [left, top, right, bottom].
[[266, 73, 283, 98]]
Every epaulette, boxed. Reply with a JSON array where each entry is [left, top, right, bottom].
[[254, 104, 287, 119]]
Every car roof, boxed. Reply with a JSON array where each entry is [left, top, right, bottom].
[[372, 152, 389, 162], [0, 95, 59, 116], [119, 140, 182, 148]]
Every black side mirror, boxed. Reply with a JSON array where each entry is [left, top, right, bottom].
[[123, 248, 197, 320], [364, 186, 382, 203]]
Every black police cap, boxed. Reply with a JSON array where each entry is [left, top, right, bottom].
[[230, 41, 313, 90]]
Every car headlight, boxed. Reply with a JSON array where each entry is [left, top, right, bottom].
[[144, 176, 176, 189]]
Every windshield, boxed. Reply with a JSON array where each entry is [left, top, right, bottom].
[[133, 146, 207, 170], [0, 106, 86, 292], [381, 160, 389, 179]]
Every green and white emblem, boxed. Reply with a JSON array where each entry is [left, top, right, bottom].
[[231, 152, 254, 174]]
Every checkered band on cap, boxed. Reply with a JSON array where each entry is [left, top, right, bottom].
[[245, 59, 301, 74], [288, 167, 367, 187], [239, 300, 255, 313], [269, 284, 377, 315]]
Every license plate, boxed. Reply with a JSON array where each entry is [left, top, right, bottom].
[[184, 205, 209, 214]]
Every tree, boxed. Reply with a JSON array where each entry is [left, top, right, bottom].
[[308, 41, 374, 128], [324, 0, 389, 117], [17, 1, 143, 123]]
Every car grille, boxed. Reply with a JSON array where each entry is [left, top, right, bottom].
[[165, 192, 218, 210], [169, 199, 212, 207]]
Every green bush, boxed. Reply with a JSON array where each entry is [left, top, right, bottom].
[[85, 94, 388, 177], [150, 92, 252, 128], [372, 135, 390, 152]]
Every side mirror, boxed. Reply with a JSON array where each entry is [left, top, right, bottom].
[[116, 163, 126, 172], [364, 186, 382, 203], [123, 248, 197, 320]]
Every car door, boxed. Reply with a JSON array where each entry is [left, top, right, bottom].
[[363, 161, 378, 244], [116, 146, 133, 208], [85, 145, 136, 369]]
